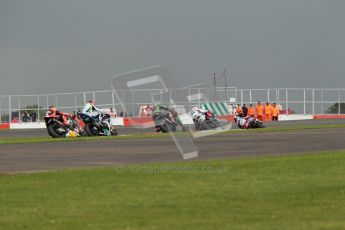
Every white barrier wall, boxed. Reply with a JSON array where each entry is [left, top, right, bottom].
[[278, 115, 313, 121], [4, 114, 332, 129], [10, 122, 46, 129], [10, 118, 125, 129]]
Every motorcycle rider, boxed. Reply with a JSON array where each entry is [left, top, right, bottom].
[[235, 104, 243, 117], [191, 107, 208, 121], [153, 104, 182, 124], [46, 106, 73, 130], [152, 104, 183, 132], [81, 100, 107, 121], [236, 115, 251, 129], [192, 107, 209, 129], [81, 100, 109, 131], [242, 104, 248, 117]]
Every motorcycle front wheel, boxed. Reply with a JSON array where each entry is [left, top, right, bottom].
[[84, 123, 99, 136], [255, 122, 266, 128], [111, 127, 118, 136]]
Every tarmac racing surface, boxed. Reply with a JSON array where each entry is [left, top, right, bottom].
[[0, 119, 345, 173]]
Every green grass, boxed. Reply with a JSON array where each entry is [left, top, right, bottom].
[[1, 150, 345, 229], [0, 132, 167, 145], [1, 123, 345, 145]]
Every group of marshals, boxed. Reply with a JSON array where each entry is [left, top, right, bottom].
[[235, 101, 280, 121]]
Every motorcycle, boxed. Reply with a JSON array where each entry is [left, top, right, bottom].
[[78, 112, 118, 136], [194, 111, 222, 131], [235, 116, 265, 129], [44, 114, 83, 138], [152, 107, 184, 133]]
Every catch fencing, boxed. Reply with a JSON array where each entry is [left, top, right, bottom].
[[1, 88, 345, 123]]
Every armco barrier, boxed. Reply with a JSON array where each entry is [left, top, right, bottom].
[[123, 115, 235, 127], [0, 123, 9, 129], [123, 117, 153, 127], [2, 114, 344, 129], [313, 115, 345, 119]]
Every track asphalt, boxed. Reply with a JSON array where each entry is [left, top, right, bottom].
[[0, 119, 344, 173]]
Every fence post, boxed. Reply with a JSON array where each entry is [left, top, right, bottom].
[[131, 91, 135, 117], [9, 95, 12, 123], [249, 89, 252, 104], [240, 90, 243, 105], [55, 96, 58, 108], [46, 95, 49, 111], [321, 89, 323, 114], [286, 88, 288, 115], [74, 95, 77, 112], [122, 90, 126, 117], [312, 89, 315, 115], [338, 89, 341, 115], [111, 91, 115, 112], [18, 96, 21, 122], [267, 89, 270, 102], [37, 96, 40, 122], [303, 88, 306, 115], [0, 97, 2, 123]]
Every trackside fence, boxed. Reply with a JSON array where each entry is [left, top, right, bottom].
[[1, 88, 345, 123]]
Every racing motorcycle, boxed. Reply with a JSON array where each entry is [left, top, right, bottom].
[[44, 114, 83, 138], [194, 111, 222, 131], [234, 116, 265, 129], [78, 112, 118, 136], [152, 106, 184, 133]]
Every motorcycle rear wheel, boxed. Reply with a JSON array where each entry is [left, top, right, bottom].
[[201, 120, 218, 130], [47, 125, 65, 138], [159, 124, 169, 133]]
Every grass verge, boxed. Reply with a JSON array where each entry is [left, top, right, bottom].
[[1, 150, 345, 229]]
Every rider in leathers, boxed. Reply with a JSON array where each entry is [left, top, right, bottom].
[[81, 100, 108, 126], [191, 107, 208, 130]]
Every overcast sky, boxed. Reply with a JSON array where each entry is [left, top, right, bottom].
[[0, 0, 344, 95]]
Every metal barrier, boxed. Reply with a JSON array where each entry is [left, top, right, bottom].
[[1, 88, 345, 123]]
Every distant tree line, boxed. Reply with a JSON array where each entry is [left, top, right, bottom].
[[326, 103, 345, 114]]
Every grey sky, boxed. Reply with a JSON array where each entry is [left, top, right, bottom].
[[1, 0, 344, 95]]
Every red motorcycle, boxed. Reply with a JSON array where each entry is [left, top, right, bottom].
[[44, 112, 84, 138], [234, 116, 265, 129]]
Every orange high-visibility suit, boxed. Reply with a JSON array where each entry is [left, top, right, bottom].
[[264, 104, 272, 121], [271, 105, 279, 121], [236, 106, 243, 116], [255, 104, 264, 121], [248, 106, 255, 117]]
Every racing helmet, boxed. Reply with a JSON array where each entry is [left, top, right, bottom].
[[87, 100, 95, 106], [48, 106, 57, 113]]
